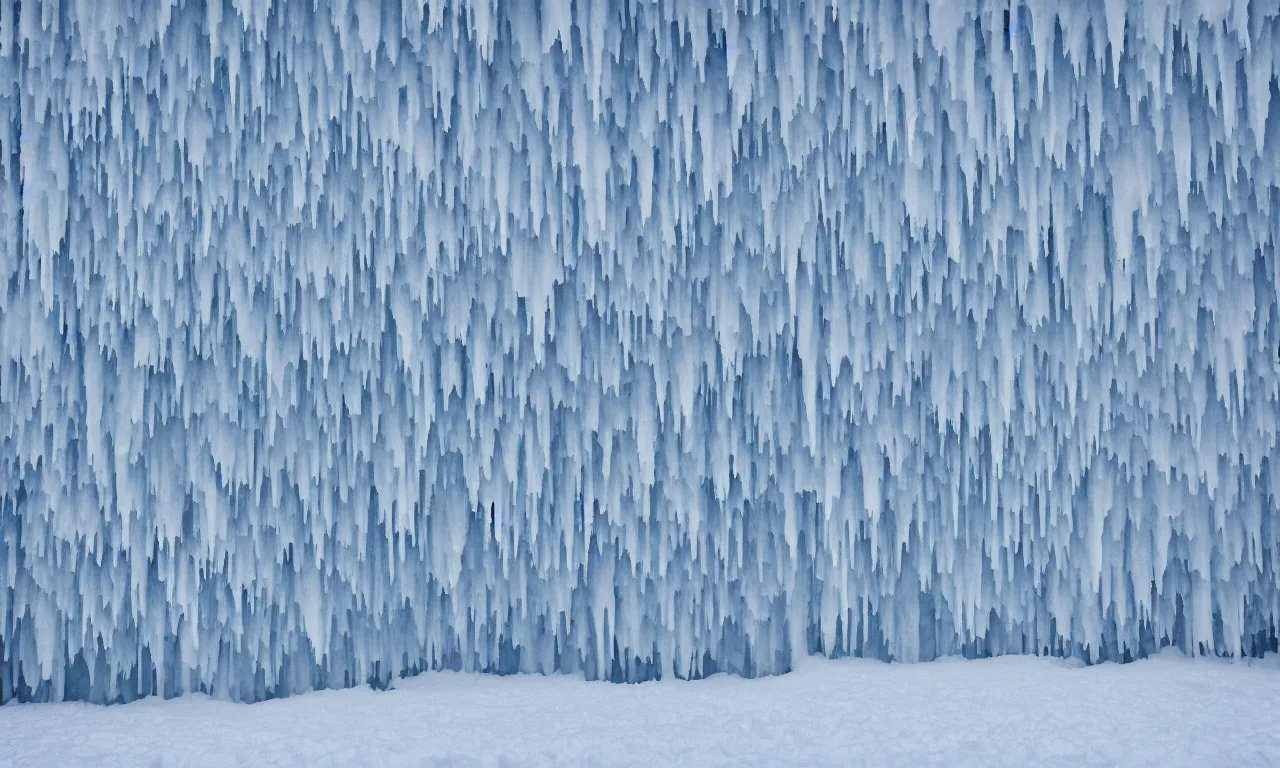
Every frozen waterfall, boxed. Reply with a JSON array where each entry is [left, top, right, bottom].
[[1, 0, 1278, 703]]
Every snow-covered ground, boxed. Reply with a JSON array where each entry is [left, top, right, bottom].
[[3, 650, 1278, 767]]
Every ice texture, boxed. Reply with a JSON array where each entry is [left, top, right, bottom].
[[1, 0, 1278, 703]]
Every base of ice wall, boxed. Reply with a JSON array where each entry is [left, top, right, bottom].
[[2, 0, 1279, 703]]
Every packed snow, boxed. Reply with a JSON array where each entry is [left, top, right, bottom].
[[3, 652, 1279, 767], [2, 0, 1279, 704]]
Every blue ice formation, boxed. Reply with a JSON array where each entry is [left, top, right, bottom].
[[1, 0, 1279, 704]]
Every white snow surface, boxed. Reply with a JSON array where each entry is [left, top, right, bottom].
[[2, 651, 1278, 767]]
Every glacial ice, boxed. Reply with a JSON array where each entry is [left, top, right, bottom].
[[0, 0, 1278, 703]]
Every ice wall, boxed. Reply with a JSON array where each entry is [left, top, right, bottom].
[[2, 0, 1279, 704]]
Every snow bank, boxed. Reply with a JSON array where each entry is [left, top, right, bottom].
[[3, 653, 1278, 767]]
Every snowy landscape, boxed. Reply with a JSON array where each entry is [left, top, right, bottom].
[[3, 0, 1280, 764], [5, 651, 1280, 767]]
